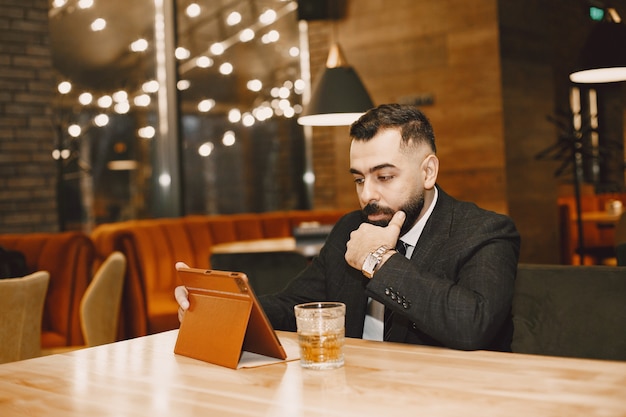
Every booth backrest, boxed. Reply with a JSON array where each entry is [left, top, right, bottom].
[[90, 210, 347, 340], [0, 232, 95, 348], [512, 263, 626, 361]]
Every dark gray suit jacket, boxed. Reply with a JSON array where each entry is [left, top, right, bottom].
[[260, 186, 520, 351]]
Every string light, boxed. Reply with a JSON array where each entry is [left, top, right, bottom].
[[90, 18, 106, 31], [226, 11, 242, 26], [57, 81, 72, 94], [186, 3, 201, 18], [52, 0, 304, 155], [77, 0, 94, 9], [130, 38, 149, 52]]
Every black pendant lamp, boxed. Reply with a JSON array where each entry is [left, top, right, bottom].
[[570, 10, 626, 83], [297, 41, 374, 126]]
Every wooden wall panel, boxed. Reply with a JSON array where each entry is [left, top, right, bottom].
[[308, 0, 508, 212]]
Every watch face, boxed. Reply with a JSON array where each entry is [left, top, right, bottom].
[[362, 253, 378, 277]]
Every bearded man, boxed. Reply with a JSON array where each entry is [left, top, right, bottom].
[[176, 103, 520, 351]]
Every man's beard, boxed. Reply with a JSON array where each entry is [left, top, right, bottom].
[[361, 191, 425, 237]]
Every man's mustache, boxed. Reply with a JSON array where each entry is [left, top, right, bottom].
[[363, 203, 395, 216], [362, 203, 396, 226]]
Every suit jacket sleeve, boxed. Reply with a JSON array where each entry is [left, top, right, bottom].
[[259, 212, 370, 338], [366, 188, 520, 350]]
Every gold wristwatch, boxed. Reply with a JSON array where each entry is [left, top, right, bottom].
[[361, 245, 392, 278]]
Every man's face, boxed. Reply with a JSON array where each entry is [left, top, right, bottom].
[[349, 128, 429, 234]]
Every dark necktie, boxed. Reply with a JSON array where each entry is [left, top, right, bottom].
[[384, 240, 407, 341]]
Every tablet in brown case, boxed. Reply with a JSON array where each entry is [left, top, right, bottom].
[[174, 267, 287, 369]]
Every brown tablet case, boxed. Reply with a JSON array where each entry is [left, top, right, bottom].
[[174, 267, 287, 369]]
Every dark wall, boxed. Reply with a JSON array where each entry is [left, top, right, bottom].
[[0, 0, 57, 233]]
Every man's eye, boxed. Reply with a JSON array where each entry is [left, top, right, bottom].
[[379, 175, 394, 181], [353, 178, 364, 185]]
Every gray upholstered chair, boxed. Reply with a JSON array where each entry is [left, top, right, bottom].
[[614, 212, 626, 266], [210, 251, 308, 296], [0, 271, 50, 363], [42, 251, 126, 355], [512, 263, 626, 361]]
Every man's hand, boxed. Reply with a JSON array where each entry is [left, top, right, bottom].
[[345, 211, 406, 271], [175, 262, 190, 323]]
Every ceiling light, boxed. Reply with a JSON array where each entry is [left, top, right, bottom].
[[198, 99, 215, 112], [278, 86, 290, 98], [259, 9, 277, 25], [239, 28, 255, 42], [175, 47, 190, 60], [196, 56, 213, 68], [186, 3, 201, 18], [112, 90, 128, 102], [177, 80, 191, 90], [133, 94, 151, 107], [78, 92, 93, 105], [247, 79, 262, 92], [68, 124, 81, 137], [227, 11, 242, 26], [57, 81, 72, 94], [77, 0, 93, 9], [94, 114, 109, 127], [114, 102, 130, 114], [138, 126, 155, 139], [97, 95, 113, 108], [283, 107, 295, 118], [198, 142, 214, 157], [570, 15, 626, 83], [219, 62, 233, 75], [90, 18, 106, 32], [222, 131, 236, 146], [130, 39, 149, 52], [210, 42, 225, 55], [158, 174, 171, 187], [242, 113, 255, 126], [228, 108, 242, 123], [294, 79, 305, 93], [142, 80, 160, 93], [261, 30, 279, 44], [298, 43, 374, 126]]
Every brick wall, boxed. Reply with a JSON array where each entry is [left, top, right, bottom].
[[0, 0, 57, 234]]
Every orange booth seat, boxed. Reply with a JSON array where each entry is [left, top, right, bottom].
[[90, 210, 347, 340], [0, 232, 95, 349]]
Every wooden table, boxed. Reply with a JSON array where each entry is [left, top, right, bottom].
[[579, 211, 622, 225], [211, 237, 323, 258], [1, 330, 626, 416]]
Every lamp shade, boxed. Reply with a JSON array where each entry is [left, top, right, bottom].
[[569, 20, 626, 83], [297, 66, 374, 126]]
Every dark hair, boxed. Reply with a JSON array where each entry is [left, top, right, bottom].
[[349, 104, 436, 153]]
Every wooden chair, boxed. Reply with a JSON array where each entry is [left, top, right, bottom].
[[0, 271, 50, 364]]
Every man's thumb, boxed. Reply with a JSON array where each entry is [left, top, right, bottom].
[[389, 211, 406, 231]]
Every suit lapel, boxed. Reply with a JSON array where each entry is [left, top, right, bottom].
[[389, 186, 455, 343], [411, 186, 454, 267]]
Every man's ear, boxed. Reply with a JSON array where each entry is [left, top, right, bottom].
[[423, 154, 439, 189]]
